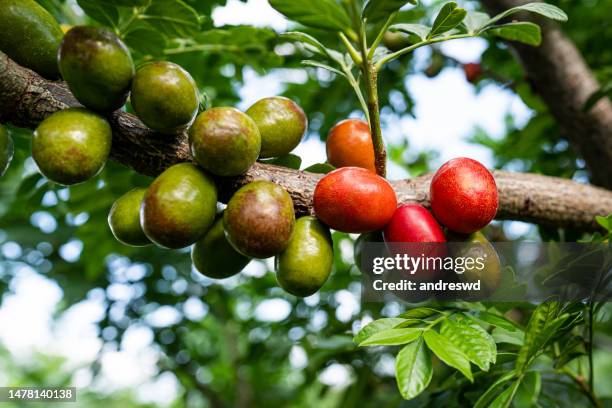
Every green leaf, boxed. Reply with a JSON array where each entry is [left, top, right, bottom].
[[123, 26, 167, 55], [395, 337, 433, 400], [484, 2, 568, 29], [398, 307, 440, 320], [281, 32, 328, 56], [140, 0, 200, 38], [516, 302, 561, 371], [429, 2, 467, 38], [353, 317, 405, 345], [492, 327, 524, 345], [304, 163, 336, 174], [472, 311, 519, 332], [595, 215, 612, 232], [77, 0, 120, 28], [363, 0, 417, 24], [488, 22, 541, 46], [359, 328, 422, 346], [440, 317, 497, 371], [98, 0, 148, 6], [423, 330, 473, 381], [390, 23, 431, 41], [260, 154, 302, 170], [301, 60, 346, 77], [474, 370, 517, 408], [463, 11, 490, 33], [489, 380, 520, 408], [513, 371, 541, 408], [269, 0, 351, 31]]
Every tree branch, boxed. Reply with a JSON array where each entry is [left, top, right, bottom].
[[480, 0, 612, 189], [1, 51, 611, 230]]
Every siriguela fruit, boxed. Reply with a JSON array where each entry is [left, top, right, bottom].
[[189, 107, 261, 176], [246, 96, 307, 158], [383, 204, 447, 280], [108, 188, 151, 247], [276, 216, 333, 297], [141, 163, 217, 249], [0, 124, 14, 177], [354, 231, 385, 273], [0, 0, 63, 78], [326, 119, 376, 172], [382, 31, 413, 51], [191, 216, 251, 279], [131, 61, 199, 133], [59, 26, 134, 112], [224, 181, 295, 258], [430, 157, 498, 234], [313, 167, 397, 233], [448, 230, 501, 299], [32, 108, 111, 185]]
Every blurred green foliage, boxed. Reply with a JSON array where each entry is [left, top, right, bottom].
[[0, 0, 610, 407]]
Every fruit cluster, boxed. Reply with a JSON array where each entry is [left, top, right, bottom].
[[0, 2, 501, 299]]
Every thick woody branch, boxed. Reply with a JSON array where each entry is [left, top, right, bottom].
[[1, 51, 611, 230], [481, 0, 612, 189]]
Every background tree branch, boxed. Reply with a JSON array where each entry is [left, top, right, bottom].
[[480, 0, 612, 189], [1, 51, 611, 230]]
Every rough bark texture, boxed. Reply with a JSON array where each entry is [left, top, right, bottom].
[[481, 0, 612, 189], [1, 51, 611, 230]]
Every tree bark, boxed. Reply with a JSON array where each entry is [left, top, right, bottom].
[[1, 51, 611, 230], [480, 0, 612, 189]]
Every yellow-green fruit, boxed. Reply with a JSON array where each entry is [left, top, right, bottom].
[[224, 181, 295, 259], [276, 216, 333, 297], [108, 188, 151, 247], [192, 217, 251, 279], [0, 0, 63, 78], [0, 124, 14, 176], [449, 231, 502, 298], [382, 31, 413, 52], [131, 61, 199, 133], [189, 107, 261, 176], [141, 163, 217, 249], [246, 97, 307, 158], [32, 108, 111, 185], [59, 26, 134, 112]]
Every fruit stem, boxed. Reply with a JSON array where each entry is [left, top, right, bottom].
[[357, 21, 386, 177]]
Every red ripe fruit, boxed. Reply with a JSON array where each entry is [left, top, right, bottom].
[[430, 157, 498, 234], [463, 63, 482, 83], [383, 204, 446, 281], [383, 204, 446, 243], [313, 167, 397, 233]]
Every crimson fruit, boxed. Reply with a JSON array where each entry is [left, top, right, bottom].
[[313, 167, 397, 233], [383, 204, 446, 244], [430, 157, 498, 234]]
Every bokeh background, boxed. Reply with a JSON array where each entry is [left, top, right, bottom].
[[0, 0, 611, 406]]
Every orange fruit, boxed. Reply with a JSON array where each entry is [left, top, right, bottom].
[[326, 119, 376, 172]]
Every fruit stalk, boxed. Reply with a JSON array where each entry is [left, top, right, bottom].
[[362, 61, 387, 177]]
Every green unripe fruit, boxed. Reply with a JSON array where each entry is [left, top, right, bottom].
[[192, 217, 251, 279], [246, 96, 307, 158], [32, 108, 111, 185], [0, 124, 14, 177], [276, 216, 333, 297], [382, 31, 413, 52], [0, 0, 63, 78], [108, 188, 151, 247], [449, 231, 502, 298], [354, 231, 385, 272], [189, 107, 261, 176], [59, 26, 134, 112], [131, 62, 199, 133], [224, 181, 295, 259], [141, 163, 217, 249]]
